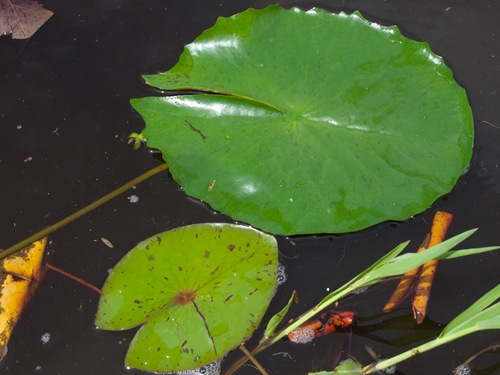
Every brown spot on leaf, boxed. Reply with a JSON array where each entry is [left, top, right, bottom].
[[203, 250, 210, 258], [174, 290, 197, 305], [210, 266, 220, 276], [227, 244, 235, 251], [224, 295, 233, 303]]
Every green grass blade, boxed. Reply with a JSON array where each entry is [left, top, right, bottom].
[[261, 290, 297, 341], [437, 246, 500, 260], [440, 284, 500, 337], [362, 229, 477, 284], [475, 306, 500, 330], [315, 241, 410, 308]]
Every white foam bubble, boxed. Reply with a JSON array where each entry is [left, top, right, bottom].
[[40, 332, 51, 344], [177, 358, 222, 375], [277, 263, 287, 285], [288, 327, 315, 344], [128, 195, 139, 203], [453, 365, 472, 375]]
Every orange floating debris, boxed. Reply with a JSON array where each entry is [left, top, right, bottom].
[[383, 234, 430, 313], [383, 211, 453, 324], [0, 237, 47, 359], [412, 211, 453, 323], [288, 310, 355, 343]]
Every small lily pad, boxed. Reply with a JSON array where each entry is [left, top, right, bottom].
[[95, 223, 278, 373]]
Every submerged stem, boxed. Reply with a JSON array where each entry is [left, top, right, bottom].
[[239, 345, 270, 375], [0, 163, 169, 260], [45, 263, 102, 295]]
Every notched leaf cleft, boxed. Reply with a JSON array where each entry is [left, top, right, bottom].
[[131, 4, 473, 235], [95, 223, 278, 373]]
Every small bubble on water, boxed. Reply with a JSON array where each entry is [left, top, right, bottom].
[[128, 195, 139, 203], [40, 332, 51, 344]]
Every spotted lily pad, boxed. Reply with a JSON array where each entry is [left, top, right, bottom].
[[95, 223, 278, 373], [131, 5, 473, 235]]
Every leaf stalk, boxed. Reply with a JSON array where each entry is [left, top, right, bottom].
[[0, 163, 169, 260]]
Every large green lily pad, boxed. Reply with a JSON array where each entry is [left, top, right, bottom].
[[95, 223, 278, 372], [131, 5, 473, 235]]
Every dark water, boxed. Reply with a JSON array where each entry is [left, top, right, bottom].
[[1, 1, 499, 374]]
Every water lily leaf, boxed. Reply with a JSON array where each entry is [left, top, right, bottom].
[[132, 5, 473, 235], [0, 0, 53, 39], [95, 223, 278, 373]]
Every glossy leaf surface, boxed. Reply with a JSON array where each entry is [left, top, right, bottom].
[[95, 223, 278, 372], [132, 5, 473, 235]]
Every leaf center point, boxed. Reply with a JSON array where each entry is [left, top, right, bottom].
[[174, 290, 197, 305]]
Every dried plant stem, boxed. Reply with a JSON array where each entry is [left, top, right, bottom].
[[412, 211, 453, 323], [0, 163, 169, 260], [238, 345, 270, 375]]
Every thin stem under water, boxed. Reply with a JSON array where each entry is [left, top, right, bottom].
[[0, 163, 169, 260]]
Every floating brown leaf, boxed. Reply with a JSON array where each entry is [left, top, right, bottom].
[[0, 0, 53, 39]]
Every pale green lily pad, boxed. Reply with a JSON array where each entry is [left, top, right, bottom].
[[95, 223, 278, 373], [132, 5, 473, 235]]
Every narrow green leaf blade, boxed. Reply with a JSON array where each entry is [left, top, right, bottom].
[[261, 290, 297, 341], [475, 306, 500, 330], [437, 246, 500, 260], [313, 230, 476, 322], [364, 229, 477, 284], [440, 284, 500, 337], [315, 241, 409, 307]]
